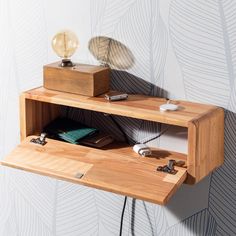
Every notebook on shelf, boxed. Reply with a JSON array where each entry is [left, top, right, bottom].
[[44, 117, 98, 145]]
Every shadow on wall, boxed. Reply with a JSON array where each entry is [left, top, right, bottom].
[[88, 36, 223, 235], [88, 36, 168, 97], [89, 36, 233, 235], [64, 36, 167, 147], [87, 36, 168, 146], [89, 36, 135, 70], [162, 109, 236, 235]]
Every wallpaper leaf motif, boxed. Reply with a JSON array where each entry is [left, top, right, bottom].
[[8, 169, 56, 231], [2, 213, 18, 236], [53, 181, 99, 236], [163, 208, 217, 236], [170, 0, 236, 235], [0, 169, 13, 236], [9, 0, 47, 91], [0, 1, 52, 234], [169, 0, 236, 108], [153, 204, 169, 235], [126, 200, 168, 236], [91, 0, 168, 94], [209, 111, 236, 235], [90, 0, 168, 145], [13, 189, 52, 236], [93, 189, 127, 235], [88, 2, 169, 234], [91, 0, 137, 37], [0, 0, 20, 159]]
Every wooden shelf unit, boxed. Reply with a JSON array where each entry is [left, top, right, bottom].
[[1, 87, 224, 205]]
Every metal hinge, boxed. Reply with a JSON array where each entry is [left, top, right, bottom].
[[157, 160, 177, 174], [30, 133, 47, 146], [156, 159, 185, 175]]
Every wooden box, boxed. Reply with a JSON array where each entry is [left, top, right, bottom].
[[43, 62, 110, 96]]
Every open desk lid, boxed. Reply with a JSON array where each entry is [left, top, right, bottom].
[[1, 136, 187, 205]]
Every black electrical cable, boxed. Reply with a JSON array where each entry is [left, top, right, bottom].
[[108, 114, 169, 145], [119, 196, 127, 236], [131, 198, 136, 236], [141, 125, 170, 144], [107, 114, 169, 236], [108, 115, 132, 144], [106, 114, 129, 236]]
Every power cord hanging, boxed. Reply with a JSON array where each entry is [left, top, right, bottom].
[[107, 114, 170, 236], [104, 114, 129, 236], [119, 196, 127, 236]]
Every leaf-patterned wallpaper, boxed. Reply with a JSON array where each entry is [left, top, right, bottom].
[[0, 0, 235, 235]]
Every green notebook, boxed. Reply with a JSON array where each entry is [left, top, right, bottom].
[[44, 117, 98, 144]]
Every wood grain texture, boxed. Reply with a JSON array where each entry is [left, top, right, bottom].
[[187, 108, 224, 184], [20, 94, 61, 141], [22, 87, 218, 127], [1, 136, 187, 205], [43, 62, 110, 96], [14, 87, 225, 203]]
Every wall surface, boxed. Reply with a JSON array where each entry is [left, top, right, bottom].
[[0, 0, 235, 235]]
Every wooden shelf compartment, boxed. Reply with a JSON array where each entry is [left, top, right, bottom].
[[1, 136, 187, 205], [19, 87, 224, 184], [1, 86, 224, 205], [22, 87, 219, 128]]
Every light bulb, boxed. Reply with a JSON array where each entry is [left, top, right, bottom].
[[52, 30, 79, 67]]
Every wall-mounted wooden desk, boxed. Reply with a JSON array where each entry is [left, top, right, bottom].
[[1, 87, 224, 205]]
